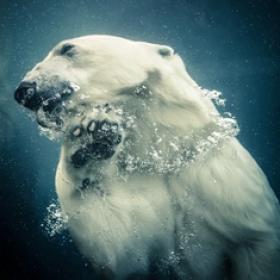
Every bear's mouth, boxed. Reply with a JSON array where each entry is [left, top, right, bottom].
[[36, 105, 64, 129], [34, 94, 70, 130]]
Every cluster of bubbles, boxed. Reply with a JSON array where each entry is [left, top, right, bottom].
[[201, 88, 226, 107], [117, 87, 239, 175], [42, 200, 68, 237], [196, 88, 239, 156]]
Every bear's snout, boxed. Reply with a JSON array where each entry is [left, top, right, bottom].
[[14, 79, 76, 115], [14, 80, 63, 113], [14, 81, 40, 111]]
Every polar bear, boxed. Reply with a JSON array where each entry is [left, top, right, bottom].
[[15, 35, 280, 279]]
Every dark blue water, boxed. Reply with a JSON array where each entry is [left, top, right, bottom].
[[1, 0, 279, 279]]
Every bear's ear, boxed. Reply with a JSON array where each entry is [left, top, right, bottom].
[[158, 46, 175, 57]]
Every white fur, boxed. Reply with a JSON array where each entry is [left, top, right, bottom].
[[23, 35, 280, 279]]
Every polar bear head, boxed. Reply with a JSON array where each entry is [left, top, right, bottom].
[[15, 35, 231, 173]]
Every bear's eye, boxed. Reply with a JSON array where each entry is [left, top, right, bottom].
[[60, 43, 76, 57]]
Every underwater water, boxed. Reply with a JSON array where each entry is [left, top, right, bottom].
[[0, 0, 280, 279]]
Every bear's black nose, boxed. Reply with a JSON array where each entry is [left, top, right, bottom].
[[14, 81, 40, 111]]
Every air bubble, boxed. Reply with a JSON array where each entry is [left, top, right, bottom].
[[69, 82, 80, 92], [42, 201, 68, 237]]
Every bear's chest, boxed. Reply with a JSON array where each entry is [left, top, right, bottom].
[[55, 160, 179, 274], [55, 155, 227, 278]]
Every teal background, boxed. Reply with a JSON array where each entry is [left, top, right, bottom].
[[0, 0, 279, 279]]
